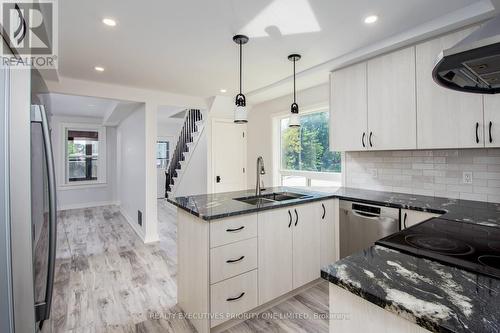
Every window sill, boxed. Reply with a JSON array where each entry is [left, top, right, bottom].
[[58, 182, 108, 191]]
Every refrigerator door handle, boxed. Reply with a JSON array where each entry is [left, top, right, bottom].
[[32, 105, 57, 323]]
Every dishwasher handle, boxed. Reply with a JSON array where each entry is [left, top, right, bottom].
[[351, 210, 381, 220]]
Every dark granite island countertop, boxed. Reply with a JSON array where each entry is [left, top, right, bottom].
[[321, 245, 500, 333], [168, 186, 500, 226]]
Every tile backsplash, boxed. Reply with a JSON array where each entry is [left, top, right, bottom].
[[345, 149, 500, 203]]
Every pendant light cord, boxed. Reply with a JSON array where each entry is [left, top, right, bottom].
[[239, 42, 242, 94], [293, 59, 296, 103]]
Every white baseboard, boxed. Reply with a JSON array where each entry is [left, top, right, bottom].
[[57, 200, 120, 211], [120, 207, 146, 242]]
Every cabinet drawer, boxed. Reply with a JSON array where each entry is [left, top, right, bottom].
[[210, 238, 257, 284], [210, 270, 258, 328], [210, 214, 257, 248]]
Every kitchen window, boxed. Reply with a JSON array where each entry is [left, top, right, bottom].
[[63, 125, 106, 186], [279, 109, 342, 187], [156, 141, 170, 169]]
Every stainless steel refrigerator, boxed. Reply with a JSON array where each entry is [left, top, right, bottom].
[[31, 69, 57, 330], [1, 65, 57, 332]]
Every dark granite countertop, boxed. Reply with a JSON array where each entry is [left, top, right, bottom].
[[168, 186, 500, 227], [167, 187, 333, 220], [321, 245, 500, 333]]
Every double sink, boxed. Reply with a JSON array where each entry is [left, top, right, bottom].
[[234, 191, 312, 206]]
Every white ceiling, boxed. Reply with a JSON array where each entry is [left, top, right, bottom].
[[47, 93, 118, 118], [58, 0, 498, 102]]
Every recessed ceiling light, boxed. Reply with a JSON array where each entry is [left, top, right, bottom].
[[102, 18, 117, 27], [94, 66, 105, 72], [364, 15, 378, 24], [220, 89, 227, 93]]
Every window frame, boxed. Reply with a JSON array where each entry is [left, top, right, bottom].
[[274, 105, 343, 187], [60, 123, 107, 188], [156, 139, 171, 169]]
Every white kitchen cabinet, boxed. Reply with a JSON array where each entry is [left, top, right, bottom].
[[416, 28, 484, 149], [258, 202, 322, 305], [292, 204, 320, 288], [258, 206, 293, 305], [367, 46, 417, 150], [330, 63, 368, 151], [484, 95, 500, 148], [319, 199, 338, 268], [401, 209, 442, 229]]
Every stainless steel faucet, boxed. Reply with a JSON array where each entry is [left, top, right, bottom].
[[256, 156, 266, 196]]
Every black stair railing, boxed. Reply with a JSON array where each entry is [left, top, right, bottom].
[[165, 109, 202, 198]]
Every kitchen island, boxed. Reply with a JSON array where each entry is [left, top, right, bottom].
[[169, 186, 500, 333]]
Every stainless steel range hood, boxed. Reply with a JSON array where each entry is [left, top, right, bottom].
[[433, 16, 500, 94]]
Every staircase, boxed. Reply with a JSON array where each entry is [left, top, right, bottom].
[[165, 109, 203, 198]]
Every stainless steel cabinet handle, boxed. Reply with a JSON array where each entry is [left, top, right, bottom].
[[294, 209, 298, 226], [288, 210, 292, 228], [403, 213, 408, 229], [31, 105, 57, 322], [226, 226, 244, 232], [226, 256, 245, 264], [321, 203, 326, 220], [226, 292, 245, 302], [369, 132, 373, 147], [362, 132, 366, 148]]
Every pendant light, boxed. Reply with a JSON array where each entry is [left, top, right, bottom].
[[233, 34, 249, 123], [288, 54, 301, 128]]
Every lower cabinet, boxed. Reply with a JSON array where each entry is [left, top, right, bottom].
[[401, 209, 442, 229], [258, 206, 294, 305], [258, 200, 337, 305]]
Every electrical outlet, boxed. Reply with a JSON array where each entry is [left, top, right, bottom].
[[369, 168, 378, 179], [138, 210, 143, 226], [463, 172, 473, 184]]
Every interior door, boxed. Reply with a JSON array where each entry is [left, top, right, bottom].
[[330, 63, 368, 151], [292, 204, 320, 288], [213, 120, 246, 193], [258, 207, 293, 305]]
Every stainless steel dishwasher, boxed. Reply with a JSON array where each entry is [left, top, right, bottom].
[[339, 200, 400, 259]]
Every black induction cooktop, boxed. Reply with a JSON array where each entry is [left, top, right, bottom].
[[376, 217, 500, 279]]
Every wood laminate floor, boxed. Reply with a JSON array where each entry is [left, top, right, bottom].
[[43, 200, 329, 333]]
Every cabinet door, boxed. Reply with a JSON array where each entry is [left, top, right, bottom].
[[401, 209, 441, 229], [319, 199, 338, 268], [258, 207, 293, 305], [367, 46, 417, 150], [292, 204, 320, 288], [484, 95, 500, 148], [416, 28, 484, 149], [330, 63, 368, 151]]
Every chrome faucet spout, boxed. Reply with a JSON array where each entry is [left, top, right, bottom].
[[256, 156, 266, 196]]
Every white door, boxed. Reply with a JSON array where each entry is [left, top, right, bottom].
[[484, 95, 500, 148], [401, 209, 441, 229], [258, 207, 293, 305], [330, 63, 368, 151], [212, 120, 247, 193], [292, 203, 320, 288], [416, 28, 484, 149], [367, 46, 417, 150], [319, 199, 338, 268]]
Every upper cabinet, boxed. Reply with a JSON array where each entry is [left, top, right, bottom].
[[484, 95, 500, 148], [415, 28, 484, 149], [330, 63, 368, 151], [367, 47, 416, 150]]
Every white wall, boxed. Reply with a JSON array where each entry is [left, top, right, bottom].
[[345, 149, 500, 203], [117, 106, 147, 240], [246, 83, 330, 187], [52, 115, 118, 210]]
